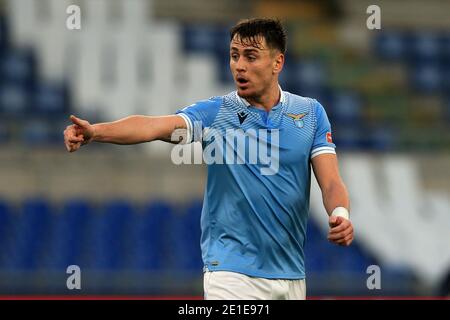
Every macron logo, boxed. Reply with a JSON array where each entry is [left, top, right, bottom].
[[237, 111, 248, 125]]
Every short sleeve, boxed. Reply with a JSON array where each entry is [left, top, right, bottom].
[[175, 97, 222, 143], [311, 99, 336, 159]]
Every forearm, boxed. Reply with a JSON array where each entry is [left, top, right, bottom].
[[92, 115, 177, 145], [321, 180, 350, 216]]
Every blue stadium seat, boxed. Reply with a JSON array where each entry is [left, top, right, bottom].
[[11, 199, 52, 269], [329, 243, 377, 273], [374, 31, 407, 61], [31, 82, 70, 116], [0, 200, 12, 248], [442, 66, 450, 93], [43, 216, 69, 270], [103, 200, 133, 230], [306, 216, 378, 274], [329, 91, 363, 124], [128, 201, 174, 271], [293, 61, 328, 93], [0, 48, 36, 88], [305, 220, 325, 272], [410, 63, 442, 93], [183, 24, 233, 84], [0, 83, 29, 116], [43, 199, 92, 269], [213, 26, 234, 84], [444, 96, 450, 123], [84, 200, 134, 270], [0, 120, 10, 143], [21, 117, 52, 145], [441, 33, 450, 62], [180, 200, 203, 271], [0, 15, 9, 54], [369, 126, 396, 151], [63, 199, 91, 225], [182, 25, 218, 54], [167, 200, 203, 272], [314, 89, 334, 112], [409, 32, 441, 62], [382, 265, 416, 283], [278, 60, 296, 93], [306, 219, 323, 243], [216, 54, 234, 84], [213, 25, 232, 54], [332, 125, 367, 150], [305, 242, 329, 273], [0, 200, 20, 270]]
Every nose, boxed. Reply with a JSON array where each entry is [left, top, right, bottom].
[[234, 57, 246, 73]]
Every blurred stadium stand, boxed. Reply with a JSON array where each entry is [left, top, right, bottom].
[[0, 0, 449, 297]]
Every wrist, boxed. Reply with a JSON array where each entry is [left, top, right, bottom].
[[331, 207, 349, 220], [91, 124, 100, 142]]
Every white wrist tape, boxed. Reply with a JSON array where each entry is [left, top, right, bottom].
[[331, 207, 349, 220]]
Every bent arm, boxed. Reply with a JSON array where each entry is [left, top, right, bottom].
[[93, 115, 187, 145], [311, 153, 350, 216]]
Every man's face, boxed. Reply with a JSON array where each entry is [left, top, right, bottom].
[[230, 35, 283, 99]]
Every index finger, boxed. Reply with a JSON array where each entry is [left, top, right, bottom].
[[329, 219, 351, 233], [70, 115, 87, 127]]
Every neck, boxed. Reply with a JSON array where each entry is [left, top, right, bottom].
[[244, 82, 281, 112]]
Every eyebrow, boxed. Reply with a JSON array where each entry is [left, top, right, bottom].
[[230, 47, 261, 54]]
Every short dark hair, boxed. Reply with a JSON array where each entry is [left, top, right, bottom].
[[230, 18, 287, 54]]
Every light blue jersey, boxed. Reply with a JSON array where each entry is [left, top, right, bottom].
[[176, 88, 335, 279]]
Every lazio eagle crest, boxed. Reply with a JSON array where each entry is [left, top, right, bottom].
[[285, 113, 308, 128]]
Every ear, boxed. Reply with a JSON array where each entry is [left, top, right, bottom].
[[273, 53, 284, 75]]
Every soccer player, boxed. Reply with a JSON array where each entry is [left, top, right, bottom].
[[64, 18, 353, 300]]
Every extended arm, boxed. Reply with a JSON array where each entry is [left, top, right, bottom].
[[311, 153, 353, 246], [64, 114, 187, 152]]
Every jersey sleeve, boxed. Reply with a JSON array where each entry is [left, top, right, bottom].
[[311, 99, 336, 159], [175, 96, 222, 143]]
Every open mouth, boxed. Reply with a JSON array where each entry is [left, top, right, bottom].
[[236, 76, 249, 85]]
